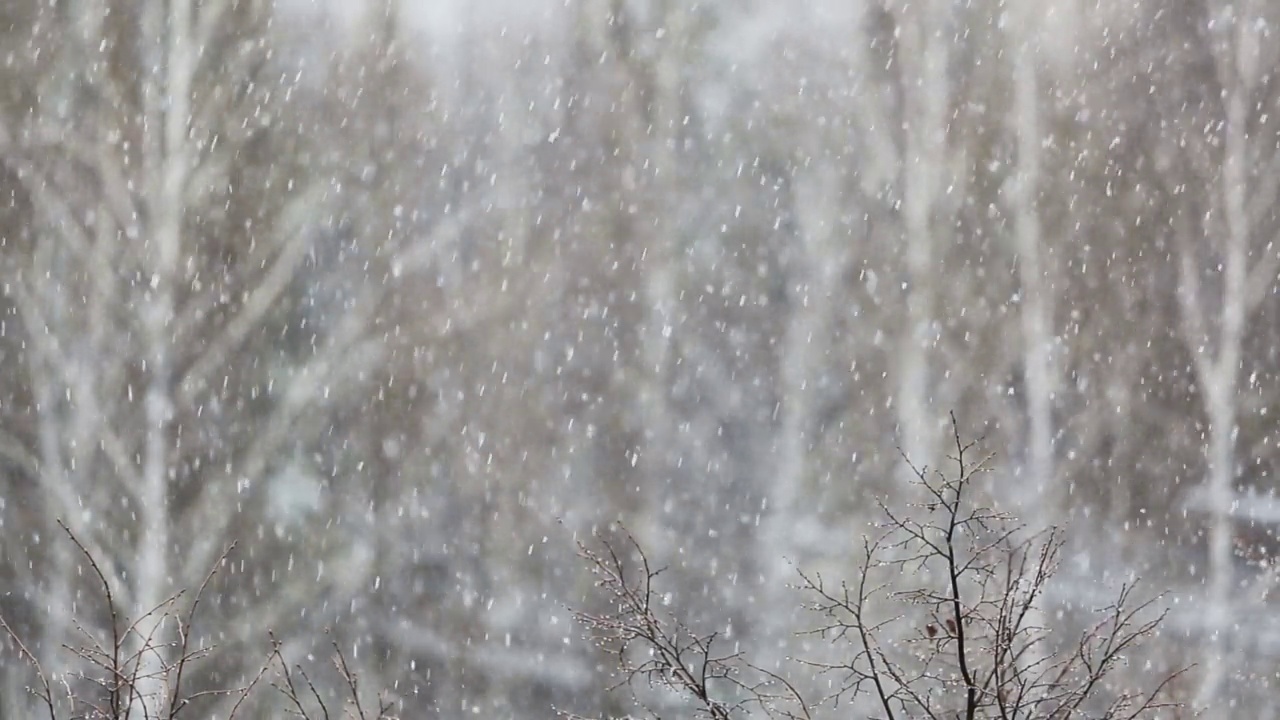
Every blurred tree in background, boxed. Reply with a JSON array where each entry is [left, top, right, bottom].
[[0, 0, 1278, 716]]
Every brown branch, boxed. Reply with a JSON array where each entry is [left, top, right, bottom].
[[574, 414, 1185, 719]]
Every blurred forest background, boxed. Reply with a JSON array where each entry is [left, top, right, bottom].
[[0, 0, 1279, 716]]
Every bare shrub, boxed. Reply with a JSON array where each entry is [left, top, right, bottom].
[[0, 520, 260, 719], [266, 630, 400, 720], [565, 524, 810, 720], [0, 522, 396, 720], [570, 417, 1186, 719]]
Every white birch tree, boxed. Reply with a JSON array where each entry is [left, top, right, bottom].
[[0, 1, 410, 713], [1007, 1, 1059, 520], [891, 0, 956, 481], [1162, 0, 1280, 707]]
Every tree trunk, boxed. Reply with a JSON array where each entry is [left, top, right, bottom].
[[894, 0, 950, 480], [132, 0, 195, 711], [1194, 51, 1250, 710], [758, 163, 847, 670]]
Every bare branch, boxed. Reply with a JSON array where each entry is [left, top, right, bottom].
[[575, 416, 1184, 719]]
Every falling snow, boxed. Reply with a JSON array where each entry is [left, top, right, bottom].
[[0, 0, 1275, 717]]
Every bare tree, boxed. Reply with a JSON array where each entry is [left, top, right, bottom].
[[0, 523, 265, 719], [0, 521, 414, 720], [0, 2, 409, 714], [570, 524, 811, 720], [1155, 0, 1280, 706], [572, 418, 1184, 719]]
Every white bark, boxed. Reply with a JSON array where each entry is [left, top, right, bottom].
[[131, 0, 195, 712], [627, 0, 687, 555], [1010, 2, 1057, 518], [894, 0, 951, 478], [9, 150, 133, 690], [758, 163, 847, 668], [1006, 1, 1057, 676], [1183, 3, 1267, 707], [1190, 76, 1246, 720]]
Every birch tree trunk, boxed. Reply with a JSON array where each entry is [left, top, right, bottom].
[[588, 0, 691, 557], [0, 0, 410, 711], [758, 162, 849, 669], [635, 0, 687, 554], [893, 0, 951, 479], [1009, 1, 1058, 520], [1176, 1, 1274, 707], [127, 0, 195, 711], [1001, 0, 1060, 676]]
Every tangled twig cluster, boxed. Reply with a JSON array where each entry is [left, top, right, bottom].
[[569, 416, 1187, 719]]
